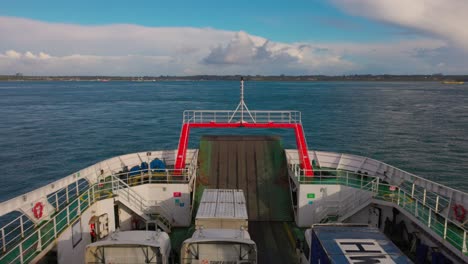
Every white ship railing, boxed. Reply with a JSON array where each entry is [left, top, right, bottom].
[[0, 183, 96, 263], [0, 167, 191, 263], [183, 110, 301, 124], [0, 150, 198, 263], [287, 163, 468, 257], [0, 179, 90, 255]]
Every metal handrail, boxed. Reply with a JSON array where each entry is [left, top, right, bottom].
[[109, 167, 191, 185], [0, 164, 188, 263], [0, 179, 90, 253], [183, 110, 302, 124], [291, 165, 452, 214], [289, 167, 467, 255], [0, 185, 97, 263]]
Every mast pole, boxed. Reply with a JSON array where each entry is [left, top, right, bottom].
[[240, 77, 244, 123]]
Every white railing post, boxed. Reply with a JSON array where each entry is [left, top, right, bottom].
[[53, 217, 57, 238], [435, 196, 440, 212], [463, 231, 467, 254], [19, 242, 24, 264], [66, 207, 70, 226], [443, 218, 448, 240], [37, 228, 42, 251], [423, 189, 426, 206], [428, 210, 432, 228], [77, 195, 81, 215], [20, 215, 24, 238], [1, 228, 5, 253], [346, 171, 349, 186], [411, 183, 415, 198], [66, 186, 69, 204], [55, 193, 59, 211], [91, 185, 95, 203]]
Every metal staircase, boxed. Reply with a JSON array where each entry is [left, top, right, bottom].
[[337, 181, 376, 222], [110, 176, 172, 233], [317, 180, 376, 223]]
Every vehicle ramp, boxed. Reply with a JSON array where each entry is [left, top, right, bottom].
[[197, 135, 297, 263], [198, 135, 292, 221]]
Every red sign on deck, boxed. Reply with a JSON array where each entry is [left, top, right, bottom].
[[173, 192, 181, 197]]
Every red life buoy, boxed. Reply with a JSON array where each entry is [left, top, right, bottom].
[[453, 204, 466, 222], [32, 202, 44, 219]]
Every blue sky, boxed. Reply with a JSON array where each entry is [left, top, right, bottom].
[[0, 0, 467, 75], [0, 0, 400, 43]]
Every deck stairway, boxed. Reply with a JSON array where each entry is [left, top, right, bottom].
[[0, 175, 172, 263], [290, 167, 468, 261], [111, 177, 172, 233], [315, 180, 376, 223]]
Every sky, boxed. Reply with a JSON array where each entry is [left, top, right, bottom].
[[1, 0, 467, 76]]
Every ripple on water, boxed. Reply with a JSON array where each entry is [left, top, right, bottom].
[[0, 81, 467, 202]]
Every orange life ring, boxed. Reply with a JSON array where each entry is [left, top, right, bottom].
[[453, 204, 466, 222], [33, 202, 44, 219]]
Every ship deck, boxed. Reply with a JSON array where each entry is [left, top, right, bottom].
[[1, 138, 468, 263], [196, 135, 297, 263]]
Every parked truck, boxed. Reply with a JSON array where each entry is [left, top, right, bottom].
[[299, 224, 413, 264], [180, 189, 257, 264]]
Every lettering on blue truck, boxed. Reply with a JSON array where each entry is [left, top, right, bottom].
[[335, 239, 395, 264]]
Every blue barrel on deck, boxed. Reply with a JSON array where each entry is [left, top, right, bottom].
[[150, 158, 166, 172], [129, 165, 141, 176], [140, 162, 149, 173]]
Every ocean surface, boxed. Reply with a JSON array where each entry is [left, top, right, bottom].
[[0, 81, 467, 202]]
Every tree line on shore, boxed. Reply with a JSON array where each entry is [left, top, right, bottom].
[[0, 74, 466, 82]]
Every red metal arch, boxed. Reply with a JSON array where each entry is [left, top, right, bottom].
[[174, 122, 313, 176]]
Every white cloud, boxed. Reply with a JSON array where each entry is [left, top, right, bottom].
[[331, 0, 468, 52], [0, 15, 467, 75], [202, 31, 303, 66], [5, 50, 21, 59]]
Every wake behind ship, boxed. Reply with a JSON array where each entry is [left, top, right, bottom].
[[0, 79, 467, 263]]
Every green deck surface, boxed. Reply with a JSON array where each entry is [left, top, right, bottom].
[[198, 135, 292, 221], [197, 135, 297, 263]]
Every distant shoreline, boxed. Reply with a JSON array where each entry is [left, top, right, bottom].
[[0, 74, 466, 82]]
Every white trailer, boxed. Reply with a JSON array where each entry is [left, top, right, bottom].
[[181, 189, 257, 264]]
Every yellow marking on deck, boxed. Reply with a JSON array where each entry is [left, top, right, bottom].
[[283, 222, 296, 248]]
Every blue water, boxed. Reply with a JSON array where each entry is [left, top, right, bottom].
[[0, 81, 467, 202]]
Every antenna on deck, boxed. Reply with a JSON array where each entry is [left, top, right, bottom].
[[229, 77, 255, 123]]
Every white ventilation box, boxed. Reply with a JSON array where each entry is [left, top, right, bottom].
[[196, 189, 248, 230]]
